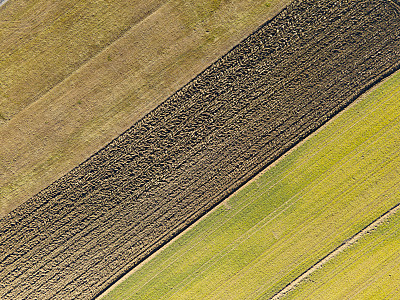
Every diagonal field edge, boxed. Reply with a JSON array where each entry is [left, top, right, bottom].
[[6, 0, 400, 290], [111, 88, 400, 299], [0, 0, 315, 224], [270, 1, 400, 298], [165, 119, 400, 300], [0, 0, 368, 225], [0, 0, 391, 227], [100, 57, 400, 298], [1, 0, 400, 299], [2, 0, 396, 276], [0, 0, 366, 234], [270, 200, 400, 300]]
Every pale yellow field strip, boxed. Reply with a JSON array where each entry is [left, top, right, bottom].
[[99, 73, 400, 299], [283, 208, 400, 299]]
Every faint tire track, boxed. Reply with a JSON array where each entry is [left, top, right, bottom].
[[270, 199, 400, 300]]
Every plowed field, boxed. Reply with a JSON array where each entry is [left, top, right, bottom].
[[1, 0, 400, 299]]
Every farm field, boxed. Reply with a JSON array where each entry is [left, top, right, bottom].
[[1, 0, 400, 299], [0, 0, 167, 121], [283, 208, 400, 300], [0, 0, 292, 216], [101, 67, 400, 300]]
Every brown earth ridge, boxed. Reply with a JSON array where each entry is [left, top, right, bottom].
[[1, 0, 400, 299]]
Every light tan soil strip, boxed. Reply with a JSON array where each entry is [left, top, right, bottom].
[[270, 202, 400, 300]]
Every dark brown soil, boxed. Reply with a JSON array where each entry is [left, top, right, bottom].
[[1, 0, 400, 299]]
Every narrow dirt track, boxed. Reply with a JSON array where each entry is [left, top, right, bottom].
[[1, 0, 400, 299], [271, 201, 400, 300]]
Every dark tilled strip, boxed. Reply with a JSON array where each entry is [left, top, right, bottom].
[[0, 0, 356, 244], [58, 36, 400, 299], [4, 0, 398, 292], [0, 0, 354, 233], [4, 0, 398, 288]]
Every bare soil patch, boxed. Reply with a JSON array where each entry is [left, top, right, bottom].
[[1, 0, 400, 299]]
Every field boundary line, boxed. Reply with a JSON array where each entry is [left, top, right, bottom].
[[303, 218, 399, 299], [90, 0, 400, 297], [145, 52, 400, 300], [1, 0, 297, 225], [251, 178, 400, 299], [5, 0, 400, 226], [294, 205, 400, 300], [270, 201, 400, 300], [3, 0, 400, 298], [150, 116, 400, 300]]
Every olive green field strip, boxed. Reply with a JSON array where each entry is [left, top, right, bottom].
[[273, 203, 400, 299], [1, 0, 400, 299]]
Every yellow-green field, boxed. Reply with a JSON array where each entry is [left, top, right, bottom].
[[284, 209, 400, 300], [0, 0, 291, 216], [100, 70, 400, 299]]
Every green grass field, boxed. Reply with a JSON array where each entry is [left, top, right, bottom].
[[284, 209, 400, 299], [101, 70, 400, 299]]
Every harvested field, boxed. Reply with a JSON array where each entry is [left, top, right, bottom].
[[0, 0, 167, 121], [1, 0, 400, 299]]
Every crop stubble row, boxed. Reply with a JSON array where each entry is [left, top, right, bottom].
[[1, 0, 400, 299]]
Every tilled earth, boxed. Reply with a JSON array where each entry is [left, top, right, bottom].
[[1, 0, 400, 299]]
